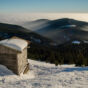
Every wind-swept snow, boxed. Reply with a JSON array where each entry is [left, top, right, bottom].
[[0, 59, 88, 88]]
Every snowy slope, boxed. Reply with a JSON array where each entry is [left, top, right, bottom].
[[0, 59, 88, 88]]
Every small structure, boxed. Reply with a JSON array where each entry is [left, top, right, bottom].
[[0, 37, 30, 75]]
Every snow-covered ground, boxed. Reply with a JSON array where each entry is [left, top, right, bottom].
[[0, 59, 88, 88]]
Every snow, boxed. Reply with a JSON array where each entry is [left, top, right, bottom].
[[0, 39, 28, 52], [84, 40, 88, 43], [72, 40, 80, 44], [0, 59, 88, 88], [61, 25, 76, 28], [65, 25, 76, 27]]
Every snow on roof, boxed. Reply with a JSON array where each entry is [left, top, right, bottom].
[[0, 38, 28, 52]]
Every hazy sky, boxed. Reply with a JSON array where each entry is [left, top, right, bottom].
[[0, 0, 88, 13]]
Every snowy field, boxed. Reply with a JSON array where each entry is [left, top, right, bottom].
[[0, 59, 88, 88]]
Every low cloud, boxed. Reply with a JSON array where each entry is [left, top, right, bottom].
[[0, 13, 88, 24]]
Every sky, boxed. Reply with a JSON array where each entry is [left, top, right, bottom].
[[0, 0, 88, 24], [0, 0, 88, 13]]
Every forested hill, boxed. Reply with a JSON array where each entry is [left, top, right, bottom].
[[28, 40, 88, 66], [0, 22, 88, 66], [0, 22, 53, 46]]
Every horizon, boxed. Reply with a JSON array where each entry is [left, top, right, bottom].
[[0, 13, 88, 24]]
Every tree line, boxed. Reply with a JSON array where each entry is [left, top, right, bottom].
[[28, 42, 88, 66]]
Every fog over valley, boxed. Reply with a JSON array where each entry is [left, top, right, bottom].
[[0, 13, 88, 24]]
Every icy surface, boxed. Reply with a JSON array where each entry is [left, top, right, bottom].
[[0, 59, 88, 88], [0, 39, 28, 51]]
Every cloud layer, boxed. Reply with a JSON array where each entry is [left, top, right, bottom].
[[0, 13, 88, 24]]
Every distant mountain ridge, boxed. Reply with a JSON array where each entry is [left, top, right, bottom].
[[22, 18, 88, 44], [0, 18, 88, 45], [22, 19, 50, 31], [0, 22, 53, 46]]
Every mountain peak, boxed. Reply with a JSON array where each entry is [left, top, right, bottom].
[[34, 19, 50, 22]]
